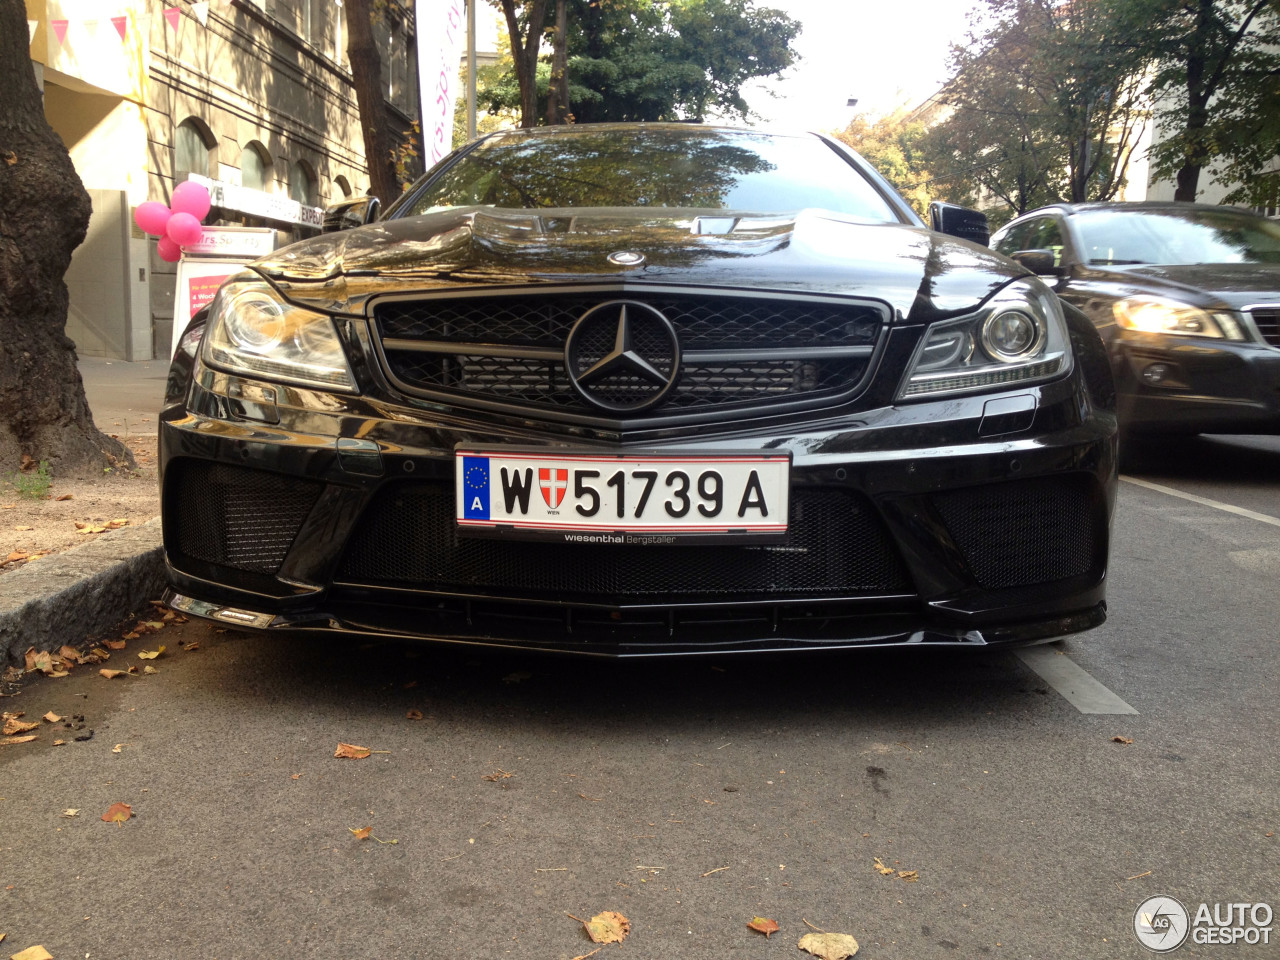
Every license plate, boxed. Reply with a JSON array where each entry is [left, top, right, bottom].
[[455, 448, 790, 543]]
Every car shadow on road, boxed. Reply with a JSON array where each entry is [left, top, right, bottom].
[[1120, 433, 1280, 482], [237, 632, 1071, 736]]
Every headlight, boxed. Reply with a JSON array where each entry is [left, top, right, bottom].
[[898, 279, 1072, 399], [1112, 296, 1244, 340], [202, 279, 356, 391]]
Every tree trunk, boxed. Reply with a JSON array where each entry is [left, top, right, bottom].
[[546, 0, 570, 124], [0, 0, 127, 477], [345, 0, 399, 205], [500, 0, 550, 128]]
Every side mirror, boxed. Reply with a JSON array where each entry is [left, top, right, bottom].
[[1009, 248, 1063, 277], [322, 196, 382, 233], [929, 202, 990, 247]]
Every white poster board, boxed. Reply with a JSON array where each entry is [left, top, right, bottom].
[[171, 227, 275, 358]]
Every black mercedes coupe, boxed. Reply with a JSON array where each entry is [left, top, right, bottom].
[[160, 124, 1118, 656]]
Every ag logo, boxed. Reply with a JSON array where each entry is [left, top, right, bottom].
[[1134, 896, 1190, 952]]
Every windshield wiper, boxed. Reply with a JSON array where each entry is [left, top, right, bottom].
[[1089, 258, 1147, 265]]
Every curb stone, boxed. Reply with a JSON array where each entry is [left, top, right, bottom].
[[0, 516, 165, 665]]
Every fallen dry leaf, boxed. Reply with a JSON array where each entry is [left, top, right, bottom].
[[75, 521, 107, 534], [99, 669, 126, 680], [334, 743, 371, 759], [143, 665, 158, 675], [2, 719, 38, 736], [582, 911, 630, 945], [406, 709, 423, 720], [5, 551, 28, 564], [1, 735, 38, 746], [62, 809, 79, 818], [106, 518, 130, 529], [181, 641, 200, 651], [10, 946, 54, 960], [137, 646, 165, 660], [42, 712, 61, 724], [483, 769, 515, 781], [55, 493, 73, 501], [350, 826, 373, 841], [897, 870, 919, 882], [798, 932, 859, 959], [58, 645, 81, 663], [748, 917, 780, 938], [14, 525, 33, 532], [101, 802, 132, 825], [569, 950, 602, 960], [104, 639, 127, 651], [873, 857, 895, 875], [1112, 735, 1134, 744]]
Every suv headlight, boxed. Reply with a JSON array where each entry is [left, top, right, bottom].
[[1112, 296, 1244, 340], [202, 279, 356, 391], [898, 279, 1072, 399]]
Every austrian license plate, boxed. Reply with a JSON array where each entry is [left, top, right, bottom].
[[455, 448, 790, 543]]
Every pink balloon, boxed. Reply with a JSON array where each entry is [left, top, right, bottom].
[[134, 201, 171, 237], [157, 236, 182, 262], [166, 211, 204, 247], [171, 181, 212, 220]]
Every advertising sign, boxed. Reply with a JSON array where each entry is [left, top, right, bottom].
[[170, 227, 275, 358]]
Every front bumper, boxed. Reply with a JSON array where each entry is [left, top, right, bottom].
[[1114, 334, 1280, 434], [159, 361, 1117, 657]]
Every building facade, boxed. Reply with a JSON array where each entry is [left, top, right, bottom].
[[27, 0, 419, 360]]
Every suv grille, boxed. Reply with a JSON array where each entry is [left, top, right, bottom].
[[1248, 306, 1280, 348], [372, 289, 884, 418]]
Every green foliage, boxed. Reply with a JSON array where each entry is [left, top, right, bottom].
[[924, 0, 1148, 220], [480, 0, 800, 125], [1100, 0, 1280, 203], [832, 113, 934, 215], [4, 460, 52, 500]]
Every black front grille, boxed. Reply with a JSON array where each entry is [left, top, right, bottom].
[[165, 460, 322, 575], [373, 290, 883, 417], [337, 482, 911, 600], [1248, 306, 1280, 347], [931, 475, 1104, 589]]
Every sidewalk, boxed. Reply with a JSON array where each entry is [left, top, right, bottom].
[[0, 358, 169, 664]]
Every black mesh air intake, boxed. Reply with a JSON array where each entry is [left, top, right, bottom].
[[165, 460, 323, 575], [931, 475, 1104, 589], [337, 482, 911, 600]]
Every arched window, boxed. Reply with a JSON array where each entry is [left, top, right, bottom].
[[334, 175, 353, 199], [174, 117, 215, 182], [289, 160, 317, 206], [240, 141, 272, 192]]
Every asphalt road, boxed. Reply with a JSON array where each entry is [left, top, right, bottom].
[[2, 435, 1278, 960]]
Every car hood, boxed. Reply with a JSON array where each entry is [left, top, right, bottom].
[[253, 207, 1024, 324], [1118, 263, 1280, 308]]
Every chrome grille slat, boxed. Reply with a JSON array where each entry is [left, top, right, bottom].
[[1247, 306, 1280, 348]]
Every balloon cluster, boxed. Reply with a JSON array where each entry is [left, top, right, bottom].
[[134, 181, 213, 262]]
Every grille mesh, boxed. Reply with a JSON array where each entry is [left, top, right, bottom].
[[1248, 307, 1280, 348], [931, 475, 1102, 589], [166, 460, 322, 575], [374, 292, 882, 415], [337, 482, 910, 599]]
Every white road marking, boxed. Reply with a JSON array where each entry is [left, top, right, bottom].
[[1015, 647, 1139, 715], [1121, 475, 1280, 529]]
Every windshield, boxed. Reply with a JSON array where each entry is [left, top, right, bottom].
[[1073, 208, 1280, 265], [393, 127, 900, 222]]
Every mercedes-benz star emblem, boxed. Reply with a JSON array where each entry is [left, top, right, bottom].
[[607, 251, 646, 267], [564, 300, 681, 414]]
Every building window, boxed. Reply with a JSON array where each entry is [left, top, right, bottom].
[[290, 160, 317, 205], [334, 174, 353, 200], [241, 142, 272, 192], [174, 118, 215, 183]]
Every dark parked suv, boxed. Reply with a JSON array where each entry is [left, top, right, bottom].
[[160, 124, 1117, 656]]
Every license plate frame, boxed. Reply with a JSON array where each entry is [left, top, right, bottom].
[[455, 447, 790, 544]]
